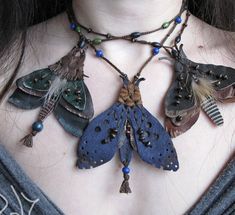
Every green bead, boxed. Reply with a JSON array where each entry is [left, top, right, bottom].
[[76, 26, 81, 33], [162, 22, 170, 29], [92, 38, 102, 45]]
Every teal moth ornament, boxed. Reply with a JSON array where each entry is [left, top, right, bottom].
[[8, 41, 94, 147]]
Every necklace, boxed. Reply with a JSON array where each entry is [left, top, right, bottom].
[[68, 1, 188, 193], [8, 0, 235, 194]]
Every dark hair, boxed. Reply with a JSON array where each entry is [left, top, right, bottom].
[[0, 0, 234, 101]]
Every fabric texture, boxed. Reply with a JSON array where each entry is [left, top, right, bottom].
[[0, 143, 234, 215], [0, 144, 64, 215], [186, 153, 235, 215]]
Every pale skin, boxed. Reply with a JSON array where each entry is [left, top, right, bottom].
[[0, 0, 235, 214]]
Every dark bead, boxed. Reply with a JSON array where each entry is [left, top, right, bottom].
[[207, 70, 213, 75], [101, 139, 109, 144], [131, 38, 137, 42], [137, 129, 144, 135], [176, 94, 182, 99], [223, 75, 228, 80], [110, 129, 118, 139], [75, 90, 81, 95], [78, 38, 86, 49], [215, 81, 221, 86], [177, 74, 184, 81], [176, 116, 183, 122], [195, 65, 200, 70], [122, 166, 130, 174], [87, 28, 92, 33], [145, 142, 152, 147], [106, 33, 112, 39], [171, 49, 178, 58], [33, 78, 38, 83], [139, 134, 145, 141], [65, 88, 71, 94], [176, 86, 183, 91], [186, 94, 192, 99], [175, 100, 180, 105], [32, 121, 43, 132], [130, 32, 141, 38], [110, 133, 116, 139], [76, 97, 82, 102], [175, 16, 182, 24], [175, 36, 181, 44], [151, 42, 162, 48]]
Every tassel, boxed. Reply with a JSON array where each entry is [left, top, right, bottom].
[[120, 166, 132, 194], [20, 94, 59, 148], [20, 131, 37, 147]]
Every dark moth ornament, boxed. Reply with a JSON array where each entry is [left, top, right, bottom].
[[77, 76, 178, 193], [165, 44, 235, 137], [8, 44, 94, 147]]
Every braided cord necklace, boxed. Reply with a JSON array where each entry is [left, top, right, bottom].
[[67, 1, 189, 193], [8, 0, 235, 194]]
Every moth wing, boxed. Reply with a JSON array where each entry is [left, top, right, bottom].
[[8, 89, 44, 109], [8, 68, 55, 109], [165, 72, 200, 137], [54, 80, 94, 137], [16, 68, 55, 96], [129, 105, 179, 171], [77, 103, 127, 169], [197, 63, 235, 102]]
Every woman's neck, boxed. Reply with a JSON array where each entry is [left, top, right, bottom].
[[73, 0, 183, 35]]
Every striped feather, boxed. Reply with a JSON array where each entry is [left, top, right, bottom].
[[201, 97, 224, 126]]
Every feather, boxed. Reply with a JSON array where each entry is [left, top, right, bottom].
[[191, 77, 216, 102], [44, 76, 67, 103], [201, 97, 224, 126]]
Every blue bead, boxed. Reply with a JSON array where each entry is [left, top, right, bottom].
[[32, 121, 43, 132], [175, 16, 182, 24], [122, 167, 130, 174], [153, 47, 160, 55], [96, 50, 104, 58], [70, 23, 77, 30]]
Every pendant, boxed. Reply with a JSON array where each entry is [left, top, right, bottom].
[[165, 44, 235, 137], [8, 43, 94, 147], [77, 76, 178, 193]]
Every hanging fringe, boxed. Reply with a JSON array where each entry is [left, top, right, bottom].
[[20, 131, 37, 148], [119, 173, 132, 194], [201, 97, 224, 126]]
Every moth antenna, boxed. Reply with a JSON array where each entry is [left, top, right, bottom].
[[83, 74, 89, 78], [158, 57, 174, 63]]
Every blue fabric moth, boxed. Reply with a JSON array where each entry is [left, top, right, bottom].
[[77, 76, 179, 193]]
